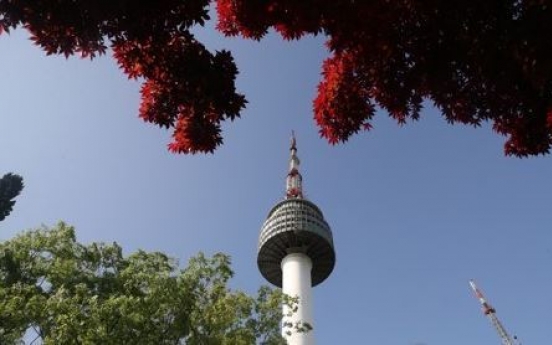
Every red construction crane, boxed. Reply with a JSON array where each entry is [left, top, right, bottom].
[[469, 280, 520, 345]]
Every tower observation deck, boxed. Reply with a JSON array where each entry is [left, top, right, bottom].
[[257, 133, 335, 344], [257, 198, 336, 287]]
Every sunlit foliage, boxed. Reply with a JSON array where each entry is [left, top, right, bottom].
[[0, 223, 288, 344]]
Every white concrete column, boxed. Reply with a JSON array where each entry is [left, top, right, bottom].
[[281, 253, 313, 345]]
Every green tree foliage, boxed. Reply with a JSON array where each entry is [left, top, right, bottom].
[[0, 173, 24, 222], [0, 223, 287, 345]]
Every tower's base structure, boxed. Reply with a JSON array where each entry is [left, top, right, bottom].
[[257, 134, 335, 345], [281, 253, 313, 344]]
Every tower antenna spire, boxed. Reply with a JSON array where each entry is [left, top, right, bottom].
[[286, 131, 303, 199]]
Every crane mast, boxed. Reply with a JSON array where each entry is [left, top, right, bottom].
[[469, 280, 519, 345]]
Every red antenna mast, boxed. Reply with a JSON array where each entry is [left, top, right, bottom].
[[469, 280, 520, 345], [286, 131, 303, 199]]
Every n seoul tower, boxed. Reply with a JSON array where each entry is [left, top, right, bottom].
[[257, 133, 336, 345]]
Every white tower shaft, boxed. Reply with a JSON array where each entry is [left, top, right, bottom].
[[281, 253, 314, 345]]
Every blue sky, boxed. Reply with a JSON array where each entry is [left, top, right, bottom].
[[1, 19, 551, 345]]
